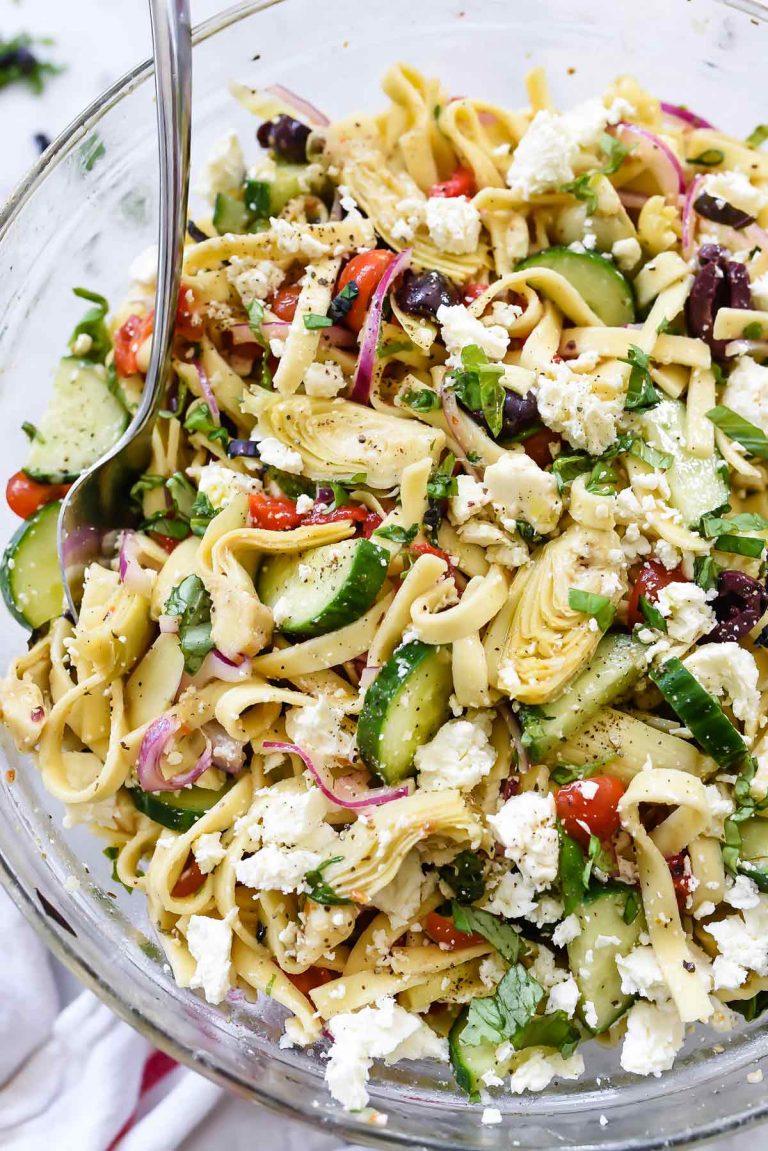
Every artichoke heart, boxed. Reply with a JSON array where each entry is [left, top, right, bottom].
[[256, 395, 445, 488], [493, 525, 626, 705], [68, 564, 153, 679]]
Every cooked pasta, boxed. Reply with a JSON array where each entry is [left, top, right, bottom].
[[4, 65, 768, 1115]]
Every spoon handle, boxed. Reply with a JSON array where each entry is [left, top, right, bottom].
[[141, 0, 192, 432]]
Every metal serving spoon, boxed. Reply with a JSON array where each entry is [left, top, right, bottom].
[[58, 0, 192, 616]]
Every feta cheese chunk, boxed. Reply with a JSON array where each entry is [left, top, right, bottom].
[[254, 436, 304, 474], [436, 303, 510, 368], [371, 852, 435, 929], [235, 843, 321, 894], [551, 913, 582, 947], [654, 582, 716, 648], [483, 451, 562, 535], [284, 696, 354, 761], [487, 792, 559, 890], [325, 997, 448, 1111], [546, 975, 580, 1018], [508, 1050, 585, 1093], [186, 912, 235, 1004], [722, 356, 768, 437], [683, 642, 761, 728], [303, 360, 346, 397], [198, 131, 246, 204], [237, 779, 336, 854], [415, 712, 497, 792], [708, 896, 768, 989], [193, 831, 226, 875], [196, 463, 261, 510], [425, 196, 482, 254], [620, 1001, 684, 1076], [226, 257, 285, 307], [616, 946, 667, 1003], [612, 236, 642, 272], [449, 474, 490, 526], [534, 359, 624, 456], [485, 869, 538, 920]]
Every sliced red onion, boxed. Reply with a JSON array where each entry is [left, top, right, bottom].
[[265, 84, 329, 128], [322, 324, 357, 349], [227, 438, 260, 459], [204, 722, 246, 773], [682, 173, 704, 259], [158, 613, 179, 634], [194, 361, 219, 423], [614, 123, 685, 196], [118, 531, 155, 599], [660, 102, 715, 131], [261, 320, 291, 341], [349, 249, 412, 405], [263, 740, 411, 809], [137, 714, 213, 793], [184, 650, 253, 690]]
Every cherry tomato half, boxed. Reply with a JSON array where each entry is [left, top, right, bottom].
[[248, 493, 304, 531], [361, 512, 384, 539], [429, 166, 476, 198], [463, 282, 488, 303], [555, 775, 626, 848], [6, 471, 70, 519], [171, 856, 205, 899], [522, 427, 562, 469], [666, 852, 694, 907], [304, 504, 369, 526], [423, 911, 484, 949], [269, 283, 302, 323], [150, 532, 182, 554], [287, 966, 335, 997], [336, 249, 395, 333], [626, 560, 687, 630], [113, 312, 154, 377], [176, 285, 204, 340]]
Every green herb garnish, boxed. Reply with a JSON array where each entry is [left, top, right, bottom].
[[568, 588, 616, 631], [304, 857, 353, 906], [164, 574, 214, 674]]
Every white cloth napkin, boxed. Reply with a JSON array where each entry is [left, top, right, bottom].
[[0, 890, 221, 1151]]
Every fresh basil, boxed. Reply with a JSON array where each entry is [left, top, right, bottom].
[[568, 588, 616, 631], [629, 439, 674, 470], [190, 491, 217, 537], [700, 511, 768, 537], [164, 574, 214, 674], [623, 889, 641, 925], [713, 534, 765, 558], [742, 321, 765, 340], [693, 554, 720, 592], [559, 831, 587, 916], [550, 754, 616, 786], [165, 471, 197, 519], [103, 846, 139, 894], [439, 852, 486, 903], [427, 452, 458, 501], [139, 511, 191, 540], [689, 149, 725, 167], [451, 902, 526, 963], [374, 523, 418, 546], [400, 386, 441, 413], [304, 857, 353, 906], [461, 964, 543, 1047], [706, 406, 768, 459], [621, 345, 660, 411], [638, 594, 668, 632], [747, 124, 768, 149], [184, 402, 230, 447], [514, 1011, 581, 1057], [451, 344, 506, 438], [303, 313, 333, 330], [130, 473, 165, 503], [69, 287, 111, 363]]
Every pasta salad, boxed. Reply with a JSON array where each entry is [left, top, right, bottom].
[[3, 64, 768, 1115]]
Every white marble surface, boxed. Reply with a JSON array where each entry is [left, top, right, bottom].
[[0, 1, 762, 1147]]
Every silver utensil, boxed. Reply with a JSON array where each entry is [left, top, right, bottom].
[[58, 0, 192, 615]]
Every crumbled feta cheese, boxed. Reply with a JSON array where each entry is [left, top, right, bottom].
[[449, 474, 491, 526], [534, 359, 624, 456], [391, 196, 426, 243], [703, 170, 768, 219], [722, 356, 768, 436], [483, 452, 562, 536], [226, 257, 285, 307], [653, 539, 682, 571], [271, 596, 292, 626], [487, 792, 559, 890], [684, 642, 761, 728], [238, 780, 336, 853], [415, 712, 497, 792], [703, 784, 735, 838], [508, 1051, 585, 1093], [436, 303, 510, 368], [295, 495, 314, 516], [198, 131, 246, 204], [529, 895, 565, 927], [186, 912, 235, 1004], [546, 975, 579, 1018], [616, 946, 667, 1003], [255, 436, 304, 474], [235, 843, 320, 894], [325, 997, 448, 1111], [484, 869, 538, 920], [486, 300, 522, 327], [285, 696, 354, 762], [709, 896, 768, 989], [482, 1108, 503, 1125], [620, 1001, 684, 1076], [71, 332, 93, 357], [270, 216, 331, 259], [196, 462, 261, 510], [725, 874, 761, 910], [654, 582, 717, 648], [303, 360, 346, 397], [193, 831, 226, 875], [612, 237, 642, 272], [552, 914, 582, 947], [425, 196, 482, 254]]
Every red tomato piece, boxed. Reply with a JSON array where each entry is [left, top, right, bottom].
[[176, 284, 203, 340], [462, 282, 488, 303], [286, 966, 335, 997], [626, 560, 687, 630], [666, 852, 694, 907], [409, 541, 457, 578], [113, 312, 153, 377], [6, 471, 70, 519], [522, 427, 562, 468], [304, 504, 369, 526], [423, 911, 484, 950], [335, 249, 395, 333], [555, 775, 626, 847], [361, 512, 384, 539], [150, 532, 182, 554], [429, 166, 476, 198], [248, 493, 304, 531], [269, 283, 302, 323], [171, 856, 205, 898]]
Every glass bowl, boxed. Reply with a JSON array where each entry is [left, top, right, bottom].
[[2, 1, 768, 1146]]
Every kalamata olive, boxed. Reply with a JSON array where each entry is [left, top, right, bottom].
[[394, 269, 460, 320], [694, 193, 755, 231], [708, 569, 768, 642], [686, 248, 752, 358], [256, 115, 311, 163], [460, 389, 540, 441]]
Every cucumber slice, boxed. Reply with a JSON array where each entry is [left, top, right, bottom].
[[739, 818, 768, 861], [212, 192, 250, 235], [567, 887, 645, 1033], [639, 399, 729, 528], [0, 500, 64, 628], [357, 641, 453, 784], [268, 161, 324, 215], [650, 657, 748, 769], [257, 538, 389, 638], [520, 634, 648, 762], [449, 1010, 517, 1100], [129, 783, 232, 833], [516, 247, 635, 326], [24, 357, 129, 483]]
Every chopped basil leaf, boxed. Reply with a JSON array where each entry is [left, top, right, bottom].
[[629, 439, 674, 470], [80, 134, 105, 172], [139, 511, 191, 540], [713, 534, 765, 558], [583, 834, 613, 886], [747, 124, 768, 149], [451, 902, 526, 963], [560, 134, 630, 212], [164, 574, 214, 674], [439, 852, 486, 903], [400, 386, 441, 413], [304, 857, 353, 906], [21, 421, 42, 442], [700, 511, 768, 537], [461, 964, 544, 1047], [621, 345, 660, 411], [585, 459, 620, 496], [70, 286, 111, 363], [600, 131, 631, 175], [103, 846, 138, 894], [560, 172, 599, 214], [130, 473, 165, 503], [689, 148, 725, 167], [327, 280, 359, 324], [706, 405, 768, 459], [551, 452, 592, 491], [165, 471, 196, 519], [623, 889, 641, 925], [303, 313, 333, 330], [638, 594, 668, 632], [190, 491, 217, 537], [451, 344, 506, 438], [246, 299, 268, 349], [427, 452, 458, 501], [184, 402, 230, 447], [514, 1011, 581, 1057], [693, 554, 720, 592], [265, 973, 276, 996], [551, 754, 616, 786], [559, 830, 587, 916], [374, 523, 418, 546], [742, 321, 764, 340], [377, 338, 414, 358], [656, 316, 672, 335], [568, 588, 616, 631]]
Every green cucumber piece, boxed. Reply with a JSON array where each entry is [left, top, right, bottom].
[[268, 161, 323, 215], [520, 634, 648, 762], [257, 538, 389, 638], [357, 641, 453, 784], [0, 500, 64, 629], [650, 657, 748, 769], [516, 246, 635, 326], [639, 399, 729, 528], [129, 783, 232, 833], [212, 192, 250, 235], [263, 466, 315, 500], [449, 1010, 516, 1100], [24, 357, 129, 483], [739, 818, 768, 861], [567, 887, 645, 1033]]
